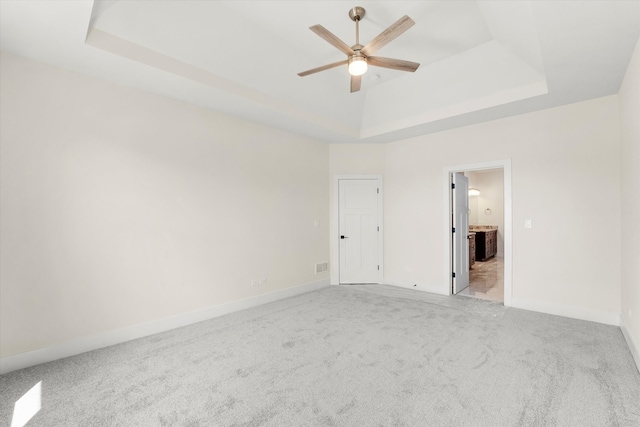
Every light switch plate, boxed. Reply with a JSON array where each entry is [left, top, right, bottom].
[[525, 219, 532, 229]]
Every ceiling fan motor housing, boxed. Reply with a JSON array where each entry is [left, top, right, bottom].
[[349, 7, 366, 22]]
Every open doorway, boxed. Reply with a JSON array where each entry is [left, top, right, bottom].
[[445, 160, 512, 307], [458, 169, 504, 302]]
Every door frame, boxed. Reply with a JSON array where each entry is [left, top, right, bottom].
[[444, 160, 512, 306], [331, 175, 383, 285]]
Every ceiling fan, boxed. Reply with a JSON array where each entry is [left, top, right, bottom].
[[298, 6, 420, 93]]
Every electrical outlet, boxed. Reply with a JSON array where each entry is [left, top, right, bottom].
[[251, 279, 259, 286], [525, 219, 532, 229]]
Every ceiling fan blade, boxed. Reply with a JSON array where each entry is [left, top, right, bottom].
[[350, 75, 362, 93], [310, 25, 355, 56], [368, 56, 420, 72], [298, 60, 348, 77], [361, 15, 415, 56]]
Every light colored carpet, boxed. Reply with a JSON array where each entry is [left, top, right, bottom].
[[1, 285, 639, 426]]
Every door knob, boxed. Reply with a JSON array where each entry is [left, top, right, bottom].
[[340, 235, 348, 239]]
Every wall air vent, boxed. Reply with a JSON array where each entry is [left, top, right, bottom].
[[315, 262, 329, 274]]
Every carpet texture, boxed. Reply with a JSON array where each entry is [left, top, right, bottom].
[[1, 285, 639, 426]]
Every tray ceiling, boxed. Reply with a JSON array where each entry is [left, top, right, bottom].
[[1, 1, 639, 143]]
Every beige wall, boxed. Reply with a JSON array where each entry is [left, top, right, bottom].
[[329, 143, 386, 176], [331, 95, 621, 322], [619, 38, 640, 362], [387, 96, 621, 318], [0, 53, 330, 358]]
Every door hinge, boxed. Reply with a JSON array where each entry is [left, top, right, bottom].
[[452, 272, 456, 278], [452, 227, 455, 233], [377, 265, 380, 271], [377, 188, 379, 194], [377, 226, 380, 232], [451, 183, 455, 189]]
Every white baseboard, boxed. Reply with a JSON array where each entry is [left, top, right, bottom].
[[620, 317, 640, 374], [0, 279, 330, 375], [380, 283, 620, 327], [510, 297, 620, 326]]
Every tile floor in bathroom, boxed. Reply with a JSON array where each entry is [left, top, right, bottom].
[[458, 256, 504, 303]]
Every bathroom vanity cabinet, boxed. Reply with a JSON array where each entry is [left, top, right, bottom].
[[475, 229, 497, 261], [469, 233, 476, 267]]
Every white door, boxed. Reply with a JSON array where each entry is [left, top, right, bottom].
[[452, 173, 470, 294], [339, 179, 380, 284]]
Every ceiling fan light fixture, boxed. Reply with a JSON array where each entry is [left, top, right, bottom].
[[348, 55, 368, 76], [298, 7, 419, 92]]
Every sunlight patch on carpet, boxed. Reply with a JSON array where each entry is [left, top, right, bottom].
[[11, 381, 41, 427]]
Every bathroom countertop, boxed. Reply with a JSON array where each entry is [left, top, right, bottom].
[[469, 226, 498, 231]]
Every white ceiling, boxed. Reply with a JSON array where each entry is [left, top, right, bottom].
[[1, 1, 639, 143]]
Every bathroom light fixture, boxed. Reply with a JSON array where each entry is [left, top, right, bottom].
[[468, 188, 480, 196], [348, 54, 368, 76]]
